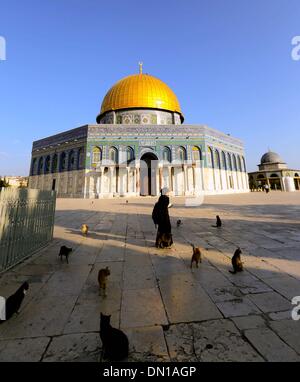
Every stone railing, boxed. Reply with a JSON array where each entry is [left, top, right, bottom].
[[0, 188, 56, 273]]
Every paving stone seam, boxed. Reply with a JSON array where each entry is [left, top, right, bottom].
[[60, 213, 107, 335], [137, 211, 173, 359], [118, 215, 128, 329], [144, 240, 171, 325], [228, 316, 270, 362], [263, 321, 300, 356], [0, 330, 102, 343], [39, 336, 53, 362]]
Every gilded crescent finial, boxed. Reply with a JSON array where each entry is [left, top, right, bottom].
[[138, 61, 143, 74]]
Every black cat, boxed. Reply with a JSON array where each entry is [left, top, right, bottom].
[[229, 247, 244, 274], [59, 245, 72, 264], [212, 215, 222, 228], [176, 219, 182, 227], [100, 313, 129, 361], [5, 282, 29, 320]]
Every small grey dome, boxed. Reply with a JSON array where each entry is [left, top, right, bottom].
[[260, 151, 284, 164]]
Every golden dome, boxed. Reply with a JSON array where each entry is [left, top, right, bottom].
[[97, 72, 183, 122]]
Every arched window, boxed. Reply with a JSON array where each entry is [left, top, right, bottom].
[[215, 150, 221, 170], [222, 151, 227, 170], [270, 173, 279, 178], [44, 156, 51, 174], [238, 156, 242, 172], [31, 158, 37, 176], [295, 173, 299, 177], [162, 146, 171, 162], [38, 157, 44, 175], [192, 146, 202, 162], [177, 146, 186, 163], [207, 147, 214, 168], [227, 153, 232, 171], [232, 154, 237, 171], [60, 152, 66, 171], [109, 147, 118, 163], [257, 174, 265, 179], [177, 146, 186, 162], [68, 150, 76, 171], [242, 156, 246, 172], [92, 146, 102, 165], [77, 147, 84, 170], [126, 146, 135, 164], [52, 154, 58, 173]]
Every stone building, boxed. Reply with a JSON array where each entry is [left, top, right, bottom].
[[248, 151, 300, 191], [0, 176, 28, 188], [28, 68, 249, 198]]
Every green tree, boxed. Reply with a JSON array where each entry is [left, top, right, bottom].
[[0, 177, 10, 189]]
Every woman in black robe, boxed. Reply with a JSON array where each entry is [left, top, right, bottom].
[[152, 194, 173, 248]]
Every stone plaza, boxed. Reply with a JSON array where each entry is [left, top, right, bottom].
[[0, 192, 300, 362]]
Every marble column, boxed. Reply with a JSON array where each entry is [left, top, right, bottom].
[[133, 168, 137, 193], [157, 167, 161, 196], [183, 165, 187, 194], [109, 167, 114, 194], [136, 167, 140, 195], [127, 168, 130, 193], [168, 167, 172, 192], [159, 167, 163, 191]]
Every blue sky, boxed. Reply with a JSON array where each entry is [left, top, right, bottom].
[[0, 0, 299, 175]]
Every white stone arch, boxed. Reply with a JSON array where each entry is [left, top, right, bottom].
[[237, 155, 245, 189], [232, 154, 239, 190], [214, 149, 223, 191], [108, 146, 118, 164], [207, 146, 216, 191], [191, 146, 204, 194], [221, 151, 229, 190], [139, 147, 158, 160], [126, 146, 135, 164], [162, 146, 172, 163], [31, 157, 37, 176], [226, 152, 234, 189], [38, 157, 44, 175], [92, 146, 102, 165], [140, 151, 159, 196], [177, 146, 187, 163]]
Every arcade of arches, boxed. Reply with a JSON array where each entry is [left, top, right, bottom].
[[29, 68, 249, 198]]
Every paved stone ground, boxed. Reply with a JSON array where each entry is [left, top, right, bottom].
[[0, 192, 300, 362]]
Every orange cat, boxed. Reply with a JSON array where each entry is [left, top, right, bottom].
[[191, 244, 202, 268], [81, 224, 89, 236]]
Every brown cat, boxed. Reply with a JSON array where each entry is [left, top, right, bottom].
[[229, 247, 243, 274], [191, 244, 202, 268], [98, 267, 110, 296], [81, 224, 89, 236]]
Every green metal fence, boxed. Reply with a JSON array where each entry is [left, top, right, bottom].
[[0, 188, 56, 273]]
